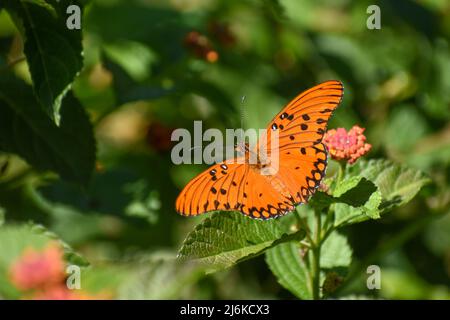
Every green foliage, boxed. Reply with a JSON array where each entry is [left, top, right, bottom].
[[118, 252, 205, 299], [104, 57, 171, 106], [0, 0, 448, 301], [181, 158, 430, 299], [0, 76, 95, 185], [265, 242, 312, 299], [178, 212, 305, 273], [320, 231, 352, 269], [345, 160, 431, 213], [2, 0, 83, 122], [334, 177, 383, 220], [30, 223, 89, 267]]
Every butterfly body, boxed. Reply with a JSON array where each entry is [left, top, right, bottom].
[[176, 80, 343, 219]]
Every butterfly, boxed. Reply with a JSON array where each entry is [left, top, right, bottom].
[[176, 80, 343, 219]]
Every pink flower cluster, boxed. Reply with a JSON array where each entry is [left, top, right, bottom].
[[9, 243, 65, 291], [9, 242, 106, 300], [323, 125, 371, 164]]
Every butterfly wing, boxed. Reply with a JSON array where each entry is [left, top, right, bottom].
[[273, 142, 328, 205], [262, 80, 343, 152], [176, 159, 246, 216], [176, 80, 343, 220], [257, 80, 343, 210], [176, 158, 299, 219]]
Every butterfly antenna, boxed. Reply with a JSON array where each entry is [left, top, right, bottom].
[[240, 95, 246, 144]]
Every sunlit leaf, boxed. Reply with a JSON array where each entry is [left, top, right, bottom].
[[334, 159, 430, 227], [265, 242, 311, 299], [3, 0, 84, 122], [320, 231, 352, 269], [178, 211, 304, 273]]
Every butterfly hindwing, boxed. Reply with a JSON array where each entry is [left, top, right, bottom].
[[274, 142, 328, 205]]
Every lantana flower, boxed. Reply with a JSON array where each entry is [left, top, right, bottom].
[[323, 125, 371, 164], [9, 242, 109, 300], [9, 242, 65, 291]]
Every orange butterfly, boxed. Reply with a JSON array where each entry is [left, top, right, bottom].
[[176, 80, 343, 219]]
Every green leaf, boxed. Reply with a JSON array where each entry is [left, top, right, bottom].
[[178, 211, 305, 273], [345, 159, 431, 212], [320, 232, 353, 296], [265, 242, 312, 299], [104, 57, 172, 106], [334, 160, 430, 227], [310, 177, 378, 210], [334, 188, 383, 227], [333, 176, 378, 208], [307, 191, 335, 209], [385, 105, 429, 154], [0, 224, 50, 264], [124, 188, 161, 225], [22, 0, 56, 14], [267, 211, 352, 299], [29, 223, 89, 267], [320, 231, 352, 269], [85, 2, 186, 59], [309, 175, 381, 225], [118, 252, 206, 299], [4, 0, 83, 122], [0, 76, 95, 185], [334, 176, 369, 197], [103, 40, 157, 82], [79, 265, 127, 296], [361, 190, 383, 219]]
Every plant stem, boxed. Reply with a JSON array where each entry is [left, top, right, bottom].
[[337, 160, 345, 183], [311, 210, 322, 300], [311, 247, 321, 299], [322, 207, 334, 236], [295, 208, 315, 246]]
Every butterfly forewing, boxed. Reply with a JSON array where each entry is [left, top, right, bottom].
[[176, 160, 246, 215], [263, 80, 343, 153]]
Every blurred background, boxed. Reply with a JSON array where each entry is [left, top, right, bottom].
[[0, 0, 449, 299]]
